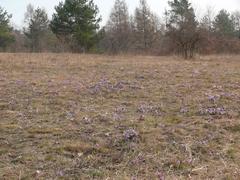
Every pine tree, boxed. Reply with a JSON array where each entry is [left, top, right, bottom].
[[50, 0, 101, 52], [213, 10, 235, 37], [166, 0, 199, 59], [24, 7, 49, 52], [0, 7, 14, 50]]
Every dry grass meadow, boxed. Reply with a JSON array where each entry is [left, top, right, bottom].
[[1, 53, 240, 179]]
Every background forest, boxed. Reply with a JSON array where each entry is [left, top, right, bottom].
[[1, 0, 240, 58]]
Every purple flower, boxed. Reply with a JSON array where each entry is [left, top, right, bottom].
[[124, 129, 138, 141]]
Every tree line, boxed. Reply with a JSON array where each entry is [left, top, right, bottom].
[[0, 0, 240, 58]]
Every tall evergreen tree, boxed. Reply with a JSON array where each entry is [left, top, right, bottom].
[[213, 9, 235, 37], [50, 0, 101, 52], [24, 7, 49, 52], [0, 7, 14, 50], [166, 0, 199, 59]]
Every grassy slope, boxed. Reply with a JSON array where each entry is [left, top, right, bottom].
[[0, 53, 240, 179]]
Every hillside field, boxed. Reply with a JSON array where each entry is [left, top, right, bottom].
[[0, 54, 240, 179]]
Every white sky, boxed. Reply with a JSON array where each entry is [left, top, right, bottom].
[[1, 0, 240, 29]]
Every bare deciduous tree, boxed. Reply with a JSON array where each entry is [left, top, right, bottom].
[[104, 0, 131, 54], [133, 0, 162, 53]]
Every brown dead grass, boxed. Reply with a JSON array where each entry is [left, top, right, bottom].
[[0, 53, 240, 179]]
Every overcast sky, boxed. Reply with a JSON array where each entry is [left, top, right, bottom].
[[1, 0, 240, 28]]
